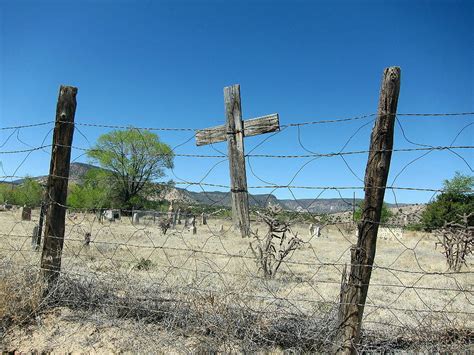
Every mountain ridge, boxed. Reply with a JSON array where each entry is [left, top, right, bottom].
[[15, 162, 410, 213]]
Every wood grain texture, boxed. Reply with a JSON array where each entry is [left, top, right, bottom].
[[224, 85, 250, 237], [41, 85, 77, 284], [195, 113, 279, 146], [336, 67, 401, 354]]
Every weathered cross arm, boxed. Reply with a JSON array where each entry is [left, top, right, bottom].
[[195, 113, 280, 146]]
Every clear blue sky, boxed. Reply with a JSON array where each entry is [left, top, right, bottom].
[[0, 0, 472, 204]]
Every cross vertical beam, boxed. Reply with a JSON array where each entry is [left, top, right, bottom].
[[224, 85, 250, 237], [195, 85, 280, 238]]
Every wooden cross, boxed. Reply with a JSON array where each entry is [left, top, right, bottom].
[[195, 84, 280, 237]]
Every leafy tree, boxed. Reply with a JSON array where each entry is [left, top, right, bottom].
[[442, 172, 474, 195], [0, 178, 43, 207], [422, 172, 474, 231], [353, 202, 393, 224], [14, 177, 43, 207], [67, 169, 112, 209], [87, 129, 174, 209], [0, 183, 14, 204]]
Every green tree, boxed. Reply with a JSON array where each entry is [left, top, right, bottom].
[[442, 171, 474, 194], [67, 169, 112, 209], [0, 183, 14, 204], [87, 129, 174, 209], [0, 177, 43, 207], [422, 172, 474, 231], [14, 177, 43, 207], [353, 202, 393, 224]]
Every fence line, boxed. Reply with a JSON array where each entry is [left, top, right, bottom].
[[1, 111, 473, 132], [1, 69, 473, 352]]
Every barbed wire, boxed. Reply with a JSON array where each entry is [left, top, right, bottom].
[[1, 110, 473, 353], [1, 111, 472, 132]]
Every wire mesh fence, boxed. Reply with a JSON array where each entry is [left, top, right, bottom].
[[0, 80, 473, 352]]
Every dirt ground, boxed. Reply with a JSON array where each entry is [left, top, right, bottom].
[[1, 208, 472, 352]]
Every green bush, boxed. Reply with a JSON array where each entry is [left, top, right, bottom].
[[421, 172, 473, 231], [0, 178, 43, 207], [406, 223, 424, 232], [67, 169, 112, 209]]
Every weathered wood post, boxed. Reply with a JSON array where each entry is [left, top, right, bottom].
[[224, 85, 250, 237], [335, 67, 400, 354], [40, 85, 77, 284], [31, 225, 40, 251], [191, 215, 197, 235], [177, 208, 181, 225], [352, 191, 356, 223], [36, 200, 46, 245], [195, 85, 279, 238], [201, 212, 207, 225], [172, 210, 177, 228]]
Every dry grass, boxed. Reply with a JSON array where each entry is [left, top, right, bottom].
[[0, 208, 472, 352], [0, 265, 44, 340]]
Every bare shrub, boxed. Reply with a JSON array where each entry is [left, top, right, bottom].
[[159, 218, 171, 235], [1, 269, 471, 352], [249, 205, 302, 278], [435, 213, 473, 271], [0, 265, 44, 337], [134, 258, 153, 271], [39, 273, 340, 352]]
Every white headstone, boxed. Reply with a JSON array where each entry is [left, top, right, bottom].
[[132, 212, 140, 225]]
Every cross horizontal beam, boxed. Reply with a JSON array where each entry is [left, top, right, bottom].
[[195, 113, 280, 146]]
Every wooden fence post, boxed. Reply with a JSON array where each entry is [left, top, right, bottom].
[[40, 85, 77, 285], [31, 225, 40, 251], [224, 85, 250, 237], [335, 67, 400, 354], [177, 208, 181, 224], [36, 200, 46, 246]]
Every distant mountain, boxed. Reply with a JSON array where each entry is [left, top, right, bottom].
[[12, 162, 102, 185], [18, 162, 407, 213], [160, 188, 407, 213], [280, 198, 365, 213], [69, 162, 101, 183]]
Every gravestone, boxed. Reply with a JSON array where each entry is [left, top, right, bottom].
[[21, 206, 32, 221], [132, 212, 140, 225], [191, 216, 197, 235]]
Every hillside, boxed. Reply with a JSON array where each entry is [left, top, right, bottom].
[[18, 162, 411, 214], [12, 162, 100, 185]]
